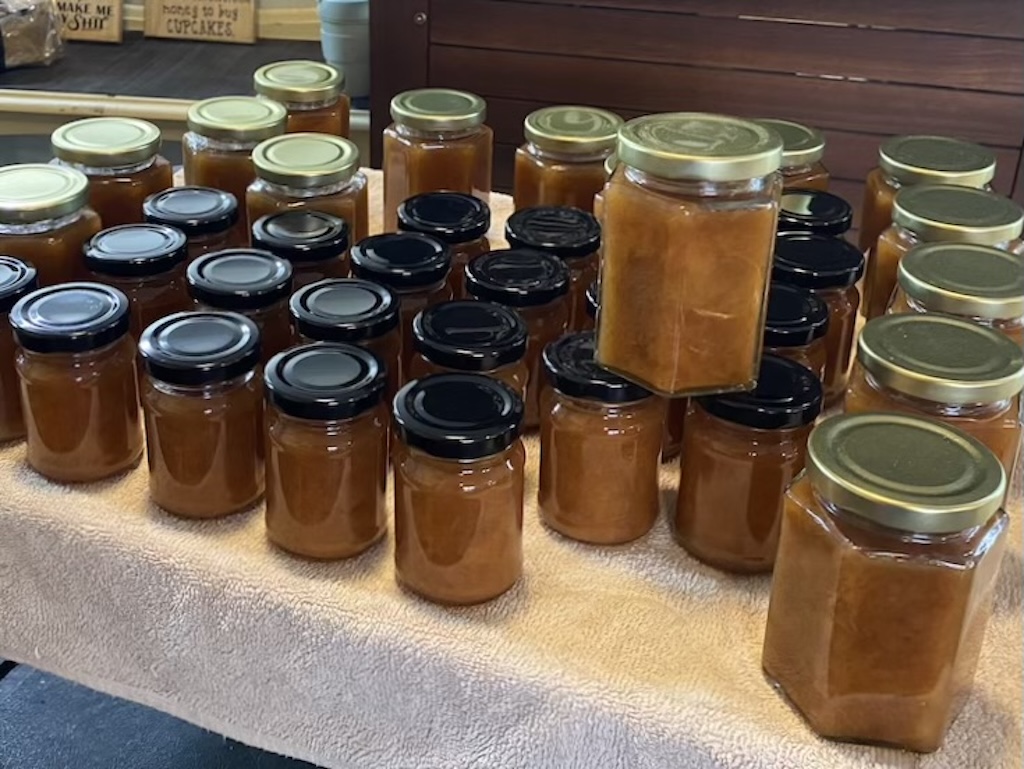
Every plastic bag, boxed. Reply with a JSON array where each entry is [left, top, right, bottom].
[[0, 0, 64, 70]]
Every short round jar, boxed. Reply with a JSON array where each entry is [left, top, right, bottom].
[[776, 189, 853, 237], [763, 282, 829, 380], [252, 210, 350, 289], [0, 257, 38, 441], [143, 186, 241, 259], [254, 59, 350, 136], [753, 119, 829, 191]]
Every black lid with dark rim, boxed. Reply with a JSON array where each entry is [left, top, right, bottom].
[[11, 282, 130, 353], [187, 249, 293, 311], [505, 207, 601, 260], [84, 224, 188, 278], [397, 192, 490, 244], [413, 300, 527, 372], [0, 256, 38, 314], [139, 311, 261, 386], [698, 354, 822, 430], [465, 249, 570, 307], [143, 186, 239, 237], [764, 283, 830, 348], [773, 233, 866, 289], [585, 280, 599, 318], [350, 232, 451, 290], [543, 332, 651, 403], [265, 343, 386, 421], [251, 211, 350, 264], [290, 278, 400, 342], [392, 373, 524, 460], [777, 189, 854, 237]]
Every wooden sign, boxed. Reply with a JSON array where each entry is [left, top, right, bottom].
[[144, 0, 256, 44], [57, 0, 124, 43]]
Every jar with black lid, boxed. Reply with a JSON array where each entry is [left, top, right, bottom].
[[251, 210, 350, 289], [143, 186, 241, 260], [0, 257, 37, 441], [763, 282, 829, 380], [776, 189, 853, 237]]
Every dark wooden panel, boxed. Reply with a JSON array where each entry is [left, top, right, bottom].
[[1014, 149, 1024, 206]]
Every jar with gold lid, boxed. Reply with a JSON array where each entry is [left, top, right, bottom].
[[0, 257, 37, 441], [764, 413, 1008, 753], [251, 210, 349, 289], [254, 60, 350, 137], [143, 186, 242, 259], [753, 119, 829, 192]]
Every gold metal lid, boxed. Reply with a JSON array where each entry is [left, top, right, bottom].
[[753, 118, 825, 167], [253, 60, 344, 104], [186, 96, 287, 142], [807, 413, 1005, 534], [858, 314, 1024, 404], [898, 242, 1024, 320], [891, 184, 1024, 244], [523, 105, 622, 155], [879, 135, 996, 187], [252, 133, 360, 188], [51, 117, 162, 166], [617, 113, 782, 182], [390, 89, 486, 132], [0, 164, 90, 223]]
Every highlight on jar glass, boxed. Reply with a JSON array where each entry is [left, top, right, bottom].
[[513, 105, 623, 212], [776, 189, 852, 238], [253, 60, 350, 137], [584, 279, 599, 330], [674, 355, 822, 573], [0, 257, 37, 442], [465, 248, 570, 430], [138, 311, 264, 519], [10, 282, 142, 482], [0, 164, 102, 286], [762, 283, 829, 381], [264, 343, 388, 559], [863, 184, 1024, 320], [539, 331, 664, 545], [763, 413, 1008, 753], [392, 373, 525, 606], [143, 186, 241, 259], [382, 88, 492, 230], [251, 210, 350, 289], [845, 313, 1024, 481], [753, 118, 828, 192], [596, 113, 783, 396], [186, 249, 294, 363]]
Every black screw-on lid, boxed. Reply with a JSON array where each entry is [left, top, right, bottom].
[[10, 282, 130, 353], [0, 256, 38, 313], [585, 280, 599, 318], [543, 332, 651, 403], [773, 233, 866, 289], [143, 186, 239, 237], [397, 192, 490, 244], [465, 249, 570, 307], [138, 311, 261, 386], [697, 354, 822, 430], [84, 224, 187, 278], [187, 249, 293, 311], [290, 278, 400, 342], [251, 211, 350, 264], [392, 373, 524, 460], [504, 207, 601, 260], [350, 232, 451, 290], [413, 300, 527, 372], [764, 283, 830, 348], [777, 189, 854, 237], [265, 343, 386, 421]]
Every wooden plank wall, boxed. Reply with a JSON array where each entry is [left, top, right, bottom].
[[370, 0, 1024, 227]]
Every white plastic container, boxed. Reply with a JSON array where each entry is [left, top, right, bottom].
[[319, 0, 370, 99]]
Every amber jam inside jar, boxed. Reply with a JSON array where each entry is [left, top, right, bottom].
[[845, 314, 1024, 481], [11, 283, 142, 481], [776, 189, 852, 238], [398, 192, 491, 298], [382, 89, 493, 230], [0, 164, 102, 287], [762, 282, 829, 381], [139, 311, 264, 518], [392, 373, 525, 605], [0, 257, 38, 441], [264, 343, 388, 559], [764, 413, 1008, 753], [254, 60, 351, 137], [513, 105, 622, 213], [52, 117, 174, 227], [754, 119, 829, 192], [252, 210, 349, 289], [187, 249, 294, 364], [143, 186, 241, 260]]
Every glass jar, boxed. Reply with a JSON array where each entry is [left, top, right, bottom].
[[762, 283, 829, 381], [674, 355, 822, 572], [84, 224, 190, 341], [539, 332, 664, 544], [864, 184, 1024, 320], [392, 373, 525, 605], [513, 105, 622, 213], [465, 249, 570, 430], [845, 314, 1023, 480], [139, 311, 264, 518], [253, 59, 350, 137], [264, 343, 388, 558], [763, 413, 1008, 753], [246, 133, 368, 244], [889, 242, 1024, 347], [584, 279, 599, 329], [397, 192, 491, 299], [251, 210, 349, 289], [776, 189, 852, 237], [596, 113, 782, 396], [51, 117, 174, 227], [143, 186, 242, 259], [754, 119, 829, 191], [10, 282, 142, 481], [0, 257, 37, 441], [382, 89, 493, 231], [0, 164, 102, 286], [186, 249, 294, 364]]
